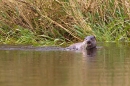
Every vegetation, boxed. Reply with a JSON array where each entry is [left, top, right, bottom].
[[0, 0, 130, 46]]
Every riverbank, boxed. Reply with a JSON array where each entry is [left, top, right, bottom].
[[0, 0, 129, 46]]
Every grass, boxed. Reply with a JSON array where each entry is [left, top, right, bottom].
[[0, 0, 130, 46]]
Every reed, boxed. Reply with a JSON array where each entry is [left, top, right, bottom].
[[0, 0, 129, 45]]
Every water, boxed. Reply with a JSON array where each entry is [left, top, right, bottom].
[[0, 43, 130, 86]]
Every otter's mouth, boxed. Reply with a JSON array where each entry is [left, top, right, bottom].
[[86, 41, 92, 46], [87, 44, 92, 46], [86, 41, 94, 49], [87, 44, 92, 48]]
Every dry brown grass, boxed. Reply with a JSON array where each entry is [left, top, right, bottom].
[[0, 0, 129, 44]]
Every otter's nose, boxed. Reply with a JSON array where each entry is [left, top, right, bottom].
[[87, 41, 91, 44]]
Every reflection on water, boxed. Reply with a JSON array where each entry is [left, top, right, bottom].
[[0, 43, 130, 86]]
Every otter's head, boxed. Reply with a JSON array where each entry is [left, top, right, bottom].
[[83, 35, 96, 50]]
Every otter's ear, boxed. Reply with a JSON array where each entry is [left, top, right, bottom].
[[93, 36, 96, 39]]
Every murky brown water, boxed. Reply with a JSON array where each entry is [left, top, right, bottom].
[[0, 42, 130, 86]]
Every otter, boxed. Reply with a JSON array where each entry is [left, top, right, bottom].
[[66, 35, 96, 51]]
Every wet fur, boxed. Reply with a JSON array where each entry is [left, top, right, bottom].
[[66, 36, 96, 51]]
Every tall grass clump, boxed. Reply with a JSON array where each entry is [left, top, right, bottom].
[[0, 0, 129, 46]]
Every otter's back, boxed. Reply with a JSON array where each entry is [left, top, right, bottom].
[[67, 42, 83, 50]]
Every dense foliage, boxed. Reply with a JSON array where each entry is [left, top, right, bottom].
[[0, 0, 130, 46]]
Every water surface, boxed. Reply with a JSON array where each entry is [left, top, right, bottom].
[[0, 43, 130, 86]]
